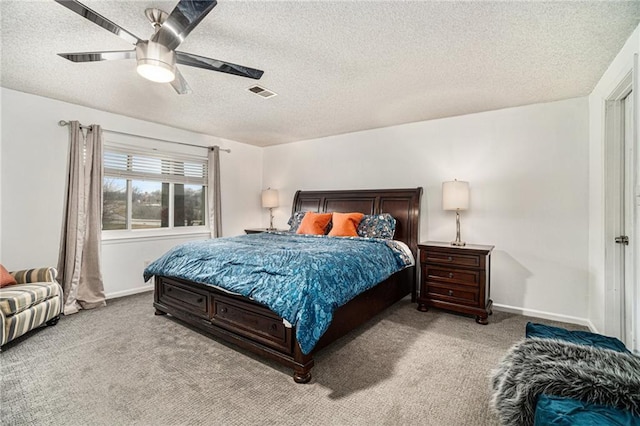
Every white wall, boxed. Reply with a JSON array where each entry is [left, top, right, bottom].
[[263, 97, 591, 324], [0, 88, 263, 298], [0, 90, 3, 263], [588, 24, 640, 346]]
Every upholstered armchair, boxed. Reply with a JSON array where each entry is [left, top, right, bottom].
[[0, 267, 63, 349]]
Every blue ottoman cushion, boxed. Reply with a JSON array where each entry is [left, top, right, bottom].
[[526, 322, 629, 353], [534, 394, 640, 426]]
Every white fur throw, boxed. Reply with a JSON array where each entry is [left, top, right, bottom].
[[490, 338, 640, 426]]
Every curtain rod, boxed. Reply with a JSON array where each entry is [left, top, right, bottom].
[[57, 120, 231, 153]]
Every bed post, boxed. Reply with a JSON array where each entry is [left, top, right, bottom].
[[292, 342, 314, 383]]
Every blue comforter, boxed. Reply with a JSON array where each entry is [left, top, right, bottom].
[[143, 233, 413, 354]]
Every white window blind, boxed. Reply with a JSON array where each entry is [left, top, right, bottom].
[[104, 143, 207, 185]]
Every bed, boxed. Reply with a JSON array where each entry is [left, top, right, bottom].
[[146, 188, 422, 383]]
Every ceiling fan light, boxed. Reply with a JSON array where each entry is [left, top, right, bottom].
[[137, 62, 175, 83], [135, 40, 176, 83]]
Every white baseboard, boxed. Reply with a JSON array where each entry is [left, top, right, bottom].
[[584, 319, 599, 334], [493, 303, 597, 332], [105, 285, 153, 300], [101, 290, 602, 334]]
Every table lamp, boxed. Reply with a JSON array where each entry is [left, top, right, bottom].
[[442, 180, 469, 246], [261, 188, 279, 231]]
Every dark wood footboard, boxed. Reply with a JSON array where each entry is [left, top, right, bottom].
[[153, 267, 412, 382], [154, 276, 311, 378]]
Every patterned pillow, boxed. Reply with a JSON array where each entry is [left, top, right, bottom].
[[357, 214, 396, 239], [287, 211, 308, 233]]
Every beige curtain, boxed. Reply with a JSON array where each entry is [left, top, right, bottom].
[[58, 121, 106, 315], [208, 146, 222, 238]]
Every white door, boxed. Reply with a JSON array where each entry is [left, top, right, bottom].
[[605, 82, 638, 353], [604, 67, 638, 353], [622, 93, 635, 348]]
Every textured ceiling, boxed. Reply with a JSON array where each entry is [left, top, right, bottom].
[[1, 1, 639, 147]]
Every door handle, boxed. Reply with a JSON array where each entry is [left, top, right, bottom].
[[615, 236, 629, 245]]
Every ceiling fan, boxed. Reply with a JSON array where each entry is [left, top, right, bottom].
[[55, 0, 264, 94]]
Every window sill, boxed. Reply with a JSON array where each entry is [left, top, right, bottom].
[[102, 228, 210, 244]]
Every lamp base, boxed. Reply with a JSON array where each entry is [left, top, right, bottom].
[[267, 207, 275, 232], [451, 210, 465, 246]]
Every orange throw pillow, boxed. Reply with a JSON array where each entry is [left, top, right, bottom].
[[0, 264, 17, 288], [296, 212, 332, 235], [328, 212, 365, 237]]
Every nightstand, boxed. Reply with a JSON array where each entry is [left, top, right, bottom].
[[244, 228, 287, 234], [417, 241, 494, 324]]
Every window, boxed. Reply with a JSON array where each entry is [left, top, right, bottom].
[[103, 144, 208, 233]]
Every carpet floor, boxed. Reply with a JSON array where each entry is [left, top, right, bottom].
[[0, 292, 585, 425]]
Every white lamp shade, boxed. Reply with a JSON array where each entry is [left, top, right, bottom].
[[261, 189, 279, 208], [442, 180, 469, 211]]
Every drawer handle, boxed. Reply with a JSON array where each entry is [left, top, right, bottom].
[[167, 287, 172, 292], [220, 307, 227, 314], [270, 323, 278, 331], [448, 273, 454, 278], [197, 298, 204, 304], [448, 290, 454, 296], [447, 256, 453, 261]]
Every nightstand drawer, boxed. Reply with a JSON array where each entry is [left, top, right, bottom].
[[425, 282, 478, 304], [424, 266, 479, 287], [421, 250, 480, 268]]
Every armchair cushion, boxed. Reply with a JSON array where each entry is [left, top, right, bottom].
[[0, 282, 63, 317]]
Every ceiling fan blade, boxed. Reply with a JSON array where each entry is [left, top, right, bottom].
[[58, 50, 136, 63], [151, 0, 217, 51], [176, 51, 263, 80], [55, 0, 141, 45], [170, 68, 193, 95]]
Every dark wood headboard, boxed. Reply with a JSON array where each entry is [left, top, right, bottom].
[[292, 188, 423, 259]]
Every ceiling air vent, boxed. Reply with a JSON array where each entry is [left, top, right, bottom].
[[247, 85, 277, 99]]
